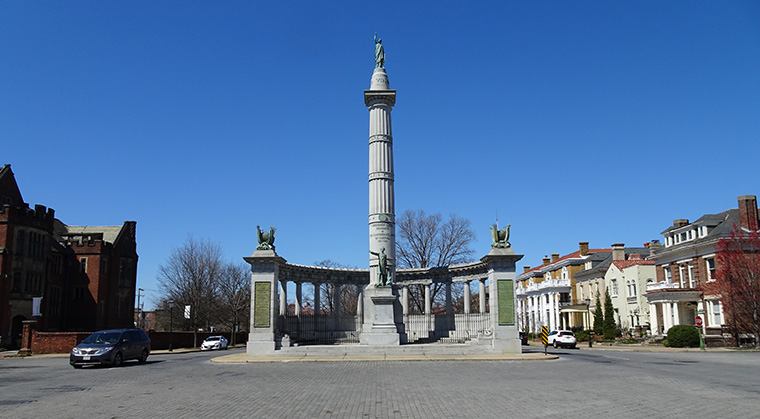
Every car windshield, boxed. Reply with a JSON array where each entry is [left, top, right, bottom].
[[206, 337, 220, 341], [559, 332, 574, 336], [82, 332, 121, 345]]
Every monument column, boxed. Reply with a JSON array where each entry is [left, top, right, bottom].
[[360, 35, 406, 345]]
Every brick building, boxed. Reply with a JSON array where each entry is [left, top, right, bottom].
[[647, 195, 759, 344], [0, 164, 137, 348]]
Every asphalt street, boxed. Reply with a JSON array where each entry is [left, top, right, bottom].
[[1, 346, 759, 418]]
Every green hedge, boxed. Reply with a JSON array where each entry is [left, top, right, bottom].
[[665, 325, 699, 348]]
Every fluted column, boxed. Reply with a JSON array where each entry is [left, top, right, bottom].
[[479, 279, 487, 313], [295, 282, 302, 317], [463, 281, 471, 314], [279, 280, 287, 316], [366, 68, 397, 287]]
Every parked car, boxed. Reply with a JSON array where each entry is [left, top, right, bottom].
[[519, 331, 529, 346], [200, 335, 228, 351], [70, 329, 151, 368], [547, 330, 577, 348]]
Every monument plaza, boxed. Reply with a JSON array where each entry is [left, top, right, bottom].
[[244, 36, 522, 357]]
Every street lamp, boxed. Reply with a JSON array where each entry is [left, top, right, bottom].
[[585, 298, 592, 348], [168, 299, 175, 352]]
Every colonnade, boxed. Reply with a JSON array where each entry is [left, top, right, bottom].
[[277, 281, 365, 319]]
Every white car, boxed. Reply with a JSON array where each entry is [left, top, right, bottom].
[[200, 336, 228, 351], [547, 330, 577, 349]]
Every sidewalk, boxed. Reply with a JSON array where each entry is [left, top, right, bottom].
[[527, 341, 746, 352], [211, 351, 557, 363]]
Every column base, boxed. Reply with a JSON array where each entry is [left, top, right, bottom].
[[360, 287, 406, 345]]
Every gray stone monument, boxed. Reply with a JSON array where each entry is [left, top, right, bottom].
[[361, 34, 406, 345], [244, 247, 286, 355]]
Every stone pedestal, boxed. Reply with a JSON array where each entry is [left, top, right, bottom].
[[243, 249, 286, 355], [481, 247, 524, 354], [360, 287, 406, 345]]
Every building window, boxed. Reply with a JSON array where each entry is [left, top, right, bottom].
[[73, 286, 86, 300], [15, 230, 25, 255], [712, 301, 722, 325], [706, 258, 716, 281], [678, 265, 686, 287], [561, 267, 568, 280], [664, 267, 672, 283], [688, 264, 695, 288], [80, 258, 87, 274], [52, 254, 62, 275], [50, 287, 62, 317], [12, 272, 22, 292], [611, 280, 618, 297]]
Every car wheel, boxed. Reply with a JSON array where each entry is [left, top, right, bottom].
[[113, 352, 123, 367], [138, 349, 149, 363], [570, 344, 576, 349], [553, 341, 558, 348]]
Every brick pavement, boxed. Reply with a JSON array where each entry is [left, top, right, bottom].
[[1, 348, 759, 418]]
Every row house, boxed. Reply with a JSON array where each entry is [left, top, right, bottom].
[[515, 242, 610, 333], [0, 164, 138, 348], [647, 195, 759, 344], [574, 244, 654, 331]]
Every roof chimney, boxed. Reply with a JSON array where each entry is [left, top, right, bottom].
[[673, 219, 689, 228], [523, 266, 531, 273], [542, 256, 550, 266], [612, 243, 625, 261], [579, 242, 589, 256], [551, 253, 560, 263], [738, 195, 759, 231]]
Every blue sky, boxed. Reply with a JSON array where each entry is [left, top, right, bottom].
[[3, 2, 759, 309]]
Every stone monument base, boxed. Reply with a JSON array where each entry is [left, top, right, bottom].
[[360, 287, 405, 345]]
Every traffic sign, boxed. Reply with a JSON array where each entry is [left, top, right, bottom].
[[695, 315, 703, 327]]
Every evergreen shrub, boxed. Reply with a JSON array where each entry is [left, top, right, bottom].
[[665, 325, 699, 348]]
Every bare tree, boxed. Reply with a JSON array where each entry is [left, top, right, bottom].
[[157, 237, 224, 345], [314, 260, 360, 316], [217, 262, 251, 340], [396, 210, 476, 314]]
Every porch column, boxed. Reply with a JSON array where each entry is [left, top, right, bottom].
[[554, 293, 561, 329], [295, 282, 303, 317], [463, 281, 471, 314], [672, 302, 681, 326], [649, 303, 659, 334], [279, 280, 288, 315], [479, 279, 487, 313], [662, 301, 672, 332]]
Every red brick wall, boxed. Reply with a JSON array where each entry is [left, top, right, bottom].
[[31, 331, 92, 354]]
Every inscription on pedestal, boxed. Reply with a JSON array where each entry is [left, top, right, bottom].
[[253, 282, 271, 328], [497, 279, 515, 326]]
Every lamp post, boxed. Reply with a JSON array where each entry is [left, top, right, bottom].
[[585, 298, 592, 348], [168, 299, 175, 352]]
